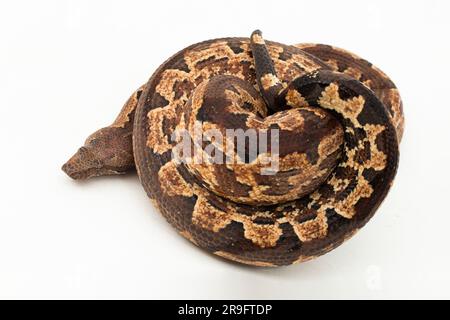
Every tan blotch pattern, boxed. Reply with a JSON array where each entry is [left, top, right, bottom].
[[139, 39, 401, 266], [147, 106, 177, 154], [332, 175, 373, 218], [158, 161, 194, 197], [285, 89, 309, 108], [260, 73, 282, 91], [224, 87, 267, 117], [192, 195, 233, 232], [291, 211, 328, 242], [319, 83, 365, 127], [235, 216, 283, 248]]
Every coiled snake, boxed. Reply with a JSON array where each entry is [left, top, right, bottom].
[[63, 31, 403, 266]]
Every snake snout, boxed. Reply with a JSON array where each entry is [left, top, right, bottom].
[[62, 146, 103, 180]]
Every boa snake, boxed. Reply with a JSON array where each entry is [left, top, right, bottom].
[[63, 31, 403, 267]]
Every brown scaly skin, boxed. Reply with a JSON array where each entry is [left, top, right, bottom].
[[63, 31, 403, 266], [180, 74, 344, 205]]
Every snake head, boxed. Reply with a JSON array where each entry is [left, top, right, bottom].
[[62, 126, 134, 180]]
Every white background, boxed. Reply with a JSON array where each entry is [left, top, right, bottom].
[[1, 0, 449, 299]]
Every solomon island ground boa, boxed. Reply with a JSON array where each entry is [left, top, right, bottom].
[[62, 31, 403, 267]]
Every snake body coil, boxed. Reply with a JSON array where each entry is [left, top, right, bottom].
[[63, 31, 403, 266]]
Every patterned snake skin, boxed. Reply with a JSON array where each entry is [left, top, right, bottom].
[[63, 31, 403, 266]]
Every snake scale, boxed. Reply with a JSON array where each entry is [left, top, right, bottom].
[[63, 31, 403, 267]]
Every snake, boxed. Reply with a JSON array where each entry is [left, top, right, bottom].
[[62, 31, 403, 267]]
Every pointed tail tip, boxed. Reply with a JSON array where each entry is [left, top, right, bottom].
[[251, 29, 262, 37], [250, 30, 265, 45]]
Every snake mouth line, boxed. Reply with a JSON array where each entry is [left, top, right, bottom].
[[62, 146, 133, 180]]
